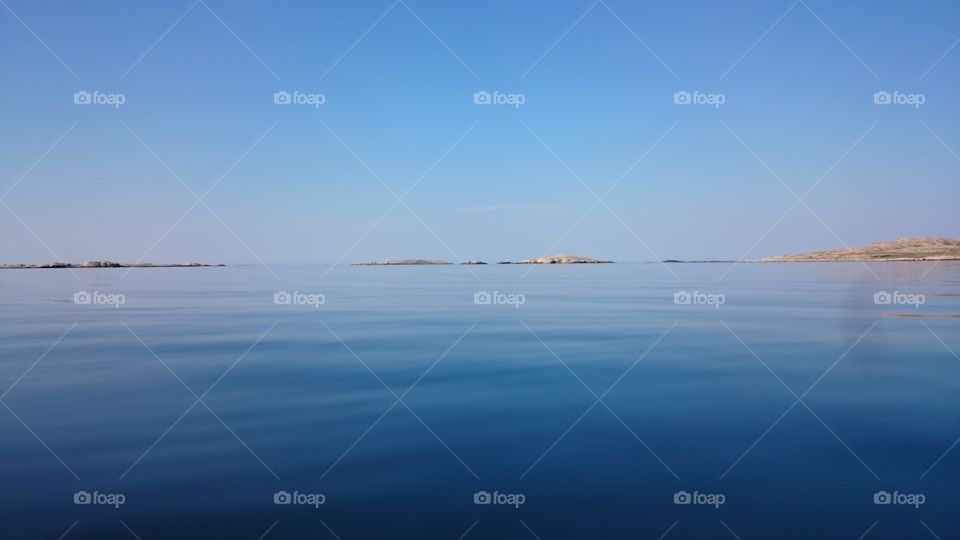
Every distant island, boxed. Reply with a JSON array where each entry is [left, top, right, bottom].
[[354, 254, 613, 265], [0, 260, 224, 269], [758, 237, 960, 262], [662, 237, 960, 263], [516, 254, 613, 264]]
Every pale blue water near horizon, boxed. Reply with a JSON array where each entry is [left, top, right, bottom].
[[2, 262, 959, 539]]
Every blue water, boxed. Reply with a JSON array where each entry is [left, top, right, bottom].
[[1, 262, 959, 539]]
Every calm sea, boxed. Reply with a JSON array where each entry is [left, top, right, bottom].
[[1, 262, 958, 539]]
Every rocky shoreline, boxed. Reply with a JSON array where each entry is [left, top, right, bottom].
[[0, 260, 225, 269], [353, 254, 613, 265], [661, 237, 960, 263]]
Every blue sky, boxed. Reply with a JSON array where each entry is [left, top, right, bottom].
[[1, 0, 958, 264]]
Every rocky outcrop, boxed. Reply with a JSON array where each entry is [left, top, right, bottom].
[[0, 261, 225, 269], [516, 254, 613, 264]]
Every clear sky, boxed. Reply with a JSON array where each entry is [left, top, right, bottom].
[[1, 0, 958, 264]]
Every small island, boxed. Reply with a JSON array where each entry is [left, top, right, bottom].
[[461, 260, 487, 265], [516, 254, 613, 264], [352, 258, 453, 265], [0, 260, 224, 269]]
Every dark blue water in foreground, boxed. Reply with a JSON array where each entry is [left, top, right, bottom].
[[1, 262, 959, 539]]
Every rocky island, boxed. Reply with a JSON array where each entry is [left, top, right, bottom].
[[0, 260, 224, 269], [758, 237, 960, 262], [516, 254, 613, 264], [352, 258, 453, 265]]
